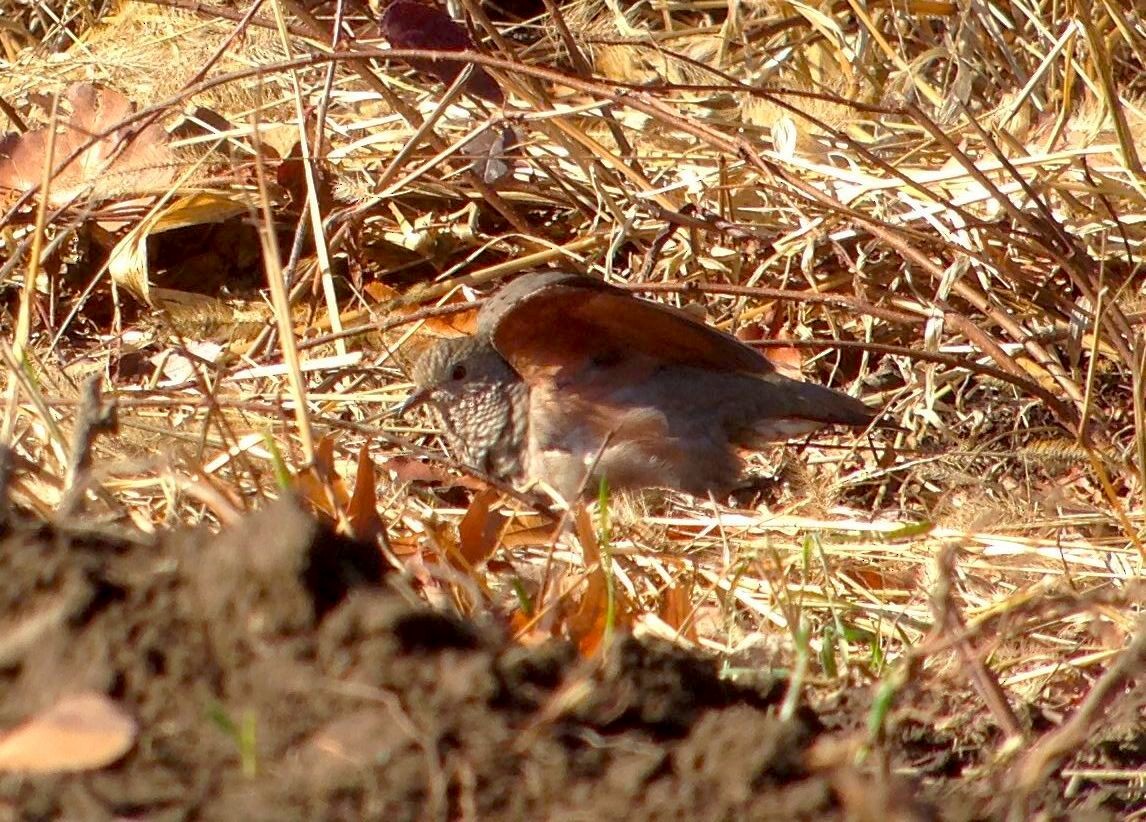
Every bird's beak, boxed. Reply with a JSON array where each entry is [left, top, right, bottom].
[[397, 387, 431, 416]]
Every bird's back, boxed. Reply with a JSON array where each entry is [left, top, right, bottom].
[[522, 361, 873, 497]]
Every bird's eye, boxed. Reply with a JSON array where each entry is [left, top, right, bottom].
[[450, 364, 467, 381]]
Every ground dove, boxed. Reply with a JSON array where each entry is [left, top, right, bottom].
[[405, 271, 878, 499]]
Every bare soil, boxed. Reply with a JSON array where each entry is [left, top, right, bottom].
[[0, 501, 1135, 821]]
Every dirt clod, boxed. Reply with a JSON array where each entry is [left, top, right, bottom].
[[0, 502, 853, 820], [0, 502, 1114, 820]]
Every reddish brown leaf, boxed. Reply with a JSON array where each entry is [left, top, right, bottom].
[[574, 505, 599, 565], [736, 314, 806, 378], [658, 580, 699, 643], [386, 535, 421, 557], [382, 456, 445, 485], [486, 558, 515, 574], [764, 339, 805, 380], [381, 456, 481, 490], [422, 307, 480, 338], [379, 1, 504, 103], [501, 520, 561, 547], [397, 535, 437, 587], [456, 487, 507, 567], [845, 564, 915, 591], [347, 444, 384, 543], [294, 436, 351, 520], [0, 82, 178, 207], [564, 507, 631, 656], [276, 137, 333, 210], [508, 607, 533, 635]]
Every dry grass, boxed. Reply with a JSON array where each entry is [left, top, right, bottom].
[[1, 0, 1143, 803]]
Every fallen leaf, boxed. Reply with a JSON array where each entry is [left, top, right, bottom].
[[658, 580, 699, 643], [466, 125, 519, 185], [379, 0, 504, 103], [0, 693, 137, 774], [737, 320, 804, 379], [382, 456, 488, 491], [0, 82, 178, 207], [456, 487, 507, 566], [347, 444, 384, 543], [564, 507, 631, 656], [107, 191, 249, 305], [295, 436, 351, 520]]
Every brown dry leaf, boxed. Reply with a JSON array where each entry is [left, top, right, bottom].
[[361, 281, 400, 305], [764, 339, 804, 380], [565, 507, 631, 656], [567, 566, 613, 657], [382, 456, 488, 492], [347, 444, 384, 543], [501, 519, 559, 548], [0, 82, 177, 206], [276, 136, 333, 210], [356, 281, 477, 370], [374, 280, 478, 338], [737, 320, 805, 380], [294, 436, 351, 520], [508, 607, 536, 637], [847, 565, 915, 592], [465, 125, 519, 186], [0, 692, 137, 774], [381, 456, 451, 485], [1015, 356, 1067, 393], [417, 518, 462, 575], [658, 580, 699, 643], [107, 191, 250, 305], [421, 303, 479, 337], [386, 535, 421, 558], [456, 488, 507, 568]]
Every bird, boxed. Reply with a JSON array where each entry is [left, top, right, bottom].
[[404, 271, 879, 500]]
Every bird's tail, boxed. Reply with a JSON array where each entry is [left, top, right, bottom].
[[726, 371, 879, 444]]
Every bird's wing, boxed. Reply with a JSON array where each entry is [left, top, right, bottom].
[[483, 272, 776, 384]]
